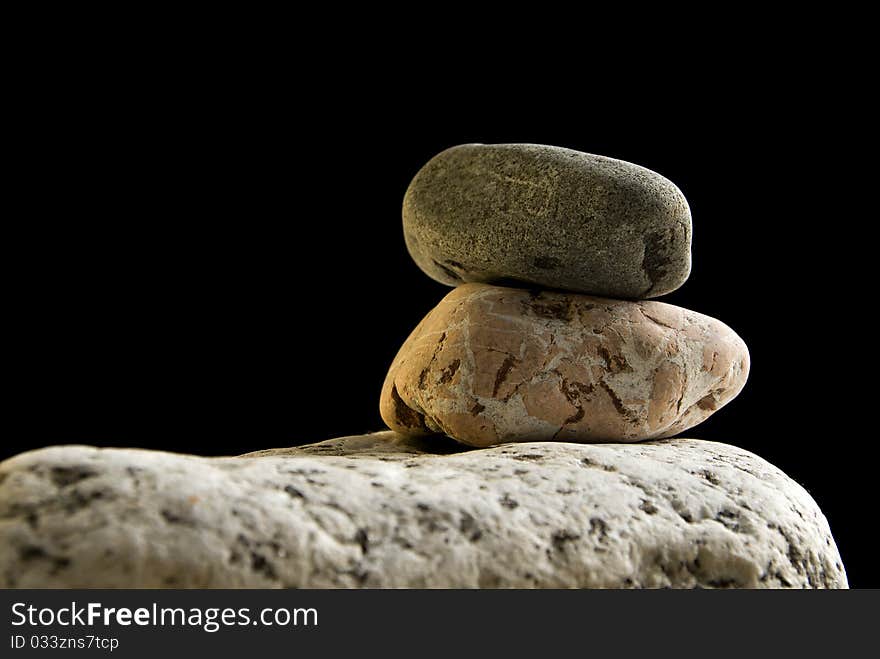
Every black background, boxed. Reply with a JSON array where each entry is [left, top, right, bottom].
[[7, 45, 871, 585]]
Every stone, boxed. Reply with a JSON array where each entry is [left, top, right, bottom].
[[0, 433, 845, 588], [403, 143, 692, 298], [381, 284, 748, 446]]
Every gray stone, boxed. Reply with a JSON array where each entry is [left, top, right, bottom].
[[403, 143, 692, 298], [0, 433, 845, 588]]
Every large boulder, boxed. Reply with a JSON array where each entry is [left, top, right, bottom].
[[0, 432, 844, 588]]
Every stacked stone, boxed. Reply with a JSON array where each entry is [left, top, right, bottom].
[[381, 143, 749, 446], [0, 144, 847, 588]]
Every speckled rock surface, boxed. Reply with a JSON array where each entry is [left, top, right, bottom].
[[0, 433, 845, 588], [381, 284, 749, 447], [403, 143, 692, 298]]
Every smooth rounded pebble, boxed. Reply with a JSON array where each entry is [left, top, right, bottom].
[[381, 284, 749, 446], [403, 143, 692, 298], [0, 433, 845, 588]]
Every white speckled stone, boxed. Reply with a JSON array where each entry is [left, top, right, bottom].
[[0, 433, 845, 588]]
